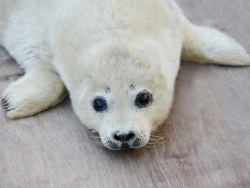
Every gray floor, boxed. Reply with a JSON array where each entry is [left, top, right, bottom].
[[0, 0, 250, 187]]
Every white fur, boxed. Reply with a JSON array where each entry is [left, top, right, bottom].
[[1, 0, 250, 149]]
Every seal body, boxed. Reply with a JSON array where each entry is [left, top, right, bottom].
[[1, 0, 249, 149]]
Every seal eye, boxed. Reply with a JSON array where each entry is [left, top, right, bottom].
[[135, 91, 153, 108], [92, 97, 107, 112]]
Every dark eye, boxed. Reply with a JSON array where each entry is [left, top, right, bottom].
[[92, 97, 107, 112], [135, 91, 153, 108]]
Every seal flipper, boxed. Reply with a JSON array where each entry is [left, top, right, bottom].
[[181, 24, 250, 66]]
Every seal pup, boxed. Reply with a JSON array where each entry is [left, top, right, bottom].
[[1, 0, 249, 150]]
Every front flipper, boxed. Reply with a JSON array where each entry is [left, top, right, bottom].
[[182, 24, 250, 66], [1, 67, 68, 119]]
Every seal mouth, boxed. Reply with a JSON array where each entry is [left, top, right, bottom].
[[103, 139, 146, 150], [105, 141, 131, 150], [120, 143, 130, 149]]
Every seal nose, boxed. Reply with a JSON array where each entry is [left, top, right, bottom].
[[113, 131, 135, 142]]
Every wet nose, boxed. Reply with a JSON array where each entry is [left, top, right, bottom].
[[113, 131, 135, 142]]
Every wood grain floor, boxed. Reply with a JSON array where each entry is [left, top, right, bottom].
[[0, 0, 250, 187]]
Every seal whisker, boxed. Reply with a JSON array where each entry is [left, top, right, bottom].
[[146, 131, 169, 148], [90, 141, 103, 146], [145, 145, 157, 149]]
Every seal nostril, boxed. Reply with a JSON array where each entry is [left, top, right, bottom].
[[127, 131, 135, 140], [114, 133, 121, 141], [113, 131, 135, 142]]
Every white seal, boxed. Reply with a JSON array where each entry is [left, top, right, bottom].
[[1, 0, 249, 149]]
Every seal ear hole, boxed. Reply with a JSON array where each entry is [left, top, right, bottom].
[[135, 91, 153, 108], [105, 87, 111, 93], [130, 84, 135, 91], [92, 97, 108, 112]]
